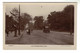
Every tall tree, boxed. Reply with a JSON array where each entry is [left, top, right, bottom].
[[5, 14, 18, 37], [9, 7, 32, 36], [34, 16, 44, 30], [47, 5, 74, 34], [63, 5, 74, 35], [20, 13, 32, 30]]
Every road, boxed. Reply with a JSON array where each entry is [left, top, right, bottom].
[[6, 30, 74, 45]]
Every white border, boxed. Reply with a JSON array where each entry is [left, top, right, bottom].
[[3, 2, 77, 50]]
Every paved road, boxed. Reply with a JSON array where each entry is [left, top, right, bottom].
[[6, 30, 74, 45]]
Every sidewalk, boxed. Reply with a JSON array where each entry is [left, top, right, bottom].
[[5, 30, 24, 41]]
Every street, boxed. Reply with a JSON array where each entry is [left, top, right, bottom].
[[6, 30, 74, 45]]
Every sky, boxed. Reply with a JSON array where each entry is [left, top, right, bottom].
[[5, 3, 75, 20]]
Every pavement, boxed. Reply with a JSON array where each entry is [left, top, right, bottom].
[[5, 30, 74, 45], [5, 31, 24, 41]]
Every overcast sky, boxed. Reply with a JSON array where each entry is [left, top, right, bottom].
[[5, 3, 74, 20]]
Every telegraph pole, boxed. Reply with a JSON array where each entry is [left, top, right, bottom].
[[18, 4, 20, 35]]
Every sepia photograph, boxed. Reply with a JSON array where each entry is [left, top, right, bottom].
[[3, 2, 77, 50]]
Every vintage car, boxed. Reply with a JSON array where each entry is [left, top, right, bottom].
[[43, 25, 50, 33]]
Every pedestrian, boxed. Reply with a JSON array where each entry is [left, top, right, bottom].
[[27, 28, 31, 35], [12, 25, 17, 37], [6, 29, 9, 37]]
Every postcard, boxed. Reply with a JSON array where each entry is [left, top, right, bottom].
[[3, 2, 77, 50]]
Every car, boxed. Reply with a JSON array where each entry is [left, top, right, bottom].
[[43, 25, 50, 33]]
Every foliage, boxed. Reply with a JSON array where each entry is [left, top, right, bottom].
[[5, 14, 18, 32], [47, 5, 74, 32], [5, 8, 32, 32], [34, 16, 44, 30], [20, 13, 32, 30]]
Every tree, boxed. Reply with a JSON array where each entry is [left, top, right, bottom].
[[63, 5, 74, 35], [5, 14, 18, 37], [47, 5, 74, 34], [20, 13, 32, 30], [34, 16, 44, 30], [7, 7, 32, 36], [5, 14, 9, 37]]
